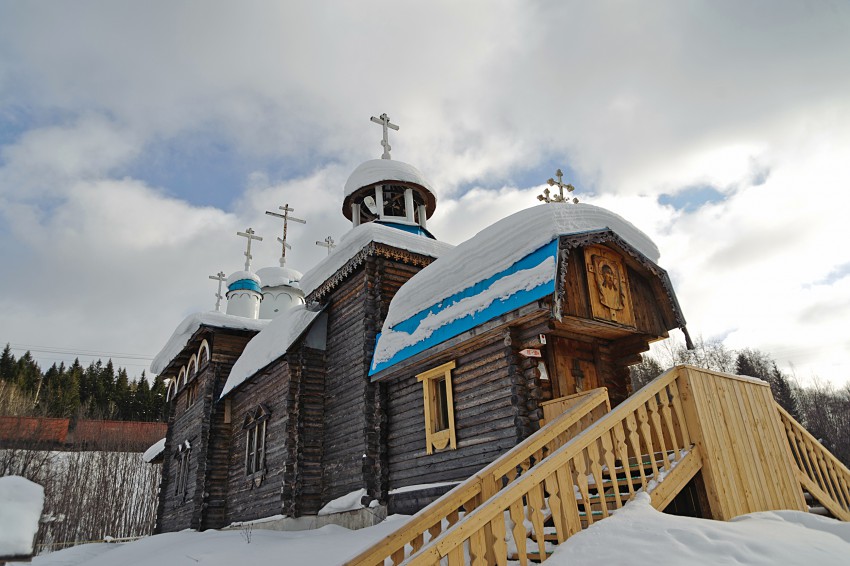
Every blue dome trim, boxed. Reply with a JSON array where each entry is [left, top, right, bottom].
[[375, 221, 436, 239], [228, 279, 262, 293]]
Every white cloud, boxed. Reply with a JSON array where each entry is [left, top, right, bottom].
[[1, 1, 849, 385]]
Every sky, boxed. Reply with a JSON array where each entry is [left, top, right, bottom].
[[0, 1, 849, 386]]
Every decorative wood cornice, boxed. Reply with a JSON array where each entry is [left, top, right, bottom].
[[306, 242, 437, 303]]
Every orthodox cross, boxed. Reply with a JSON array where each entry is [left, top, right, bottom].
[[538, 168, 578, 204], [316, 235, 336, 256], [265, 203, 306, 267], [370, 113, 399, 159], [237, 227, 263, 271], [208, 271, 226, 312]]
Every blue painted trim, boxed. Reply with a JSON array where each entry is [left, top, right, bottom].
[[375, 220, 436, 239], [369, 239, 558, 375], [228, 279, 262, 293]]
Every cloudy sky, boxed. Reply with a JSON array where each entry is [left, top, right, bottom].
[[1, 1, 848, 386]]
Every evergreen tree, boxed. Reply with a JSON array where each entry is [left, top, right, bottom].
[[149, 372, 168, 422], [134, 377, 151, 420], [114, 367, 130, 419], [769, 362, 800, 421], [0, 344, 15, 382], [15, 351, 42, 397]]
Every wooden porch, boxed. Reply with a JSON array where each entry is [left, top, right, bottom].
[[346, 365, 850, 565]]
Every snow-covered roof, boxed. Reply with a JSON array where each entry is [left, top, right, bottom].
[[384, 203, 658, 331], [256, 266, 303, 288], [226, 270, 260, 287], [370, 203, 660, 374], [142, 437, 166, 463], [219, 305, 323, 398], [343, 159, 433, 198], [0, 475, 43, 558], [299, 222, 454, 297], [151, 311, 269, 375]]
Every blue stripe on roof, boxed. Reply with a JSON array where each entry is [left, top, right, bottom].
[[369, 239, 558, 375]]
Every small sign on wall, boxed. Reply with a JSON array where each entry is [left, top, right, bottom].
[[519, 348, 542, 358]]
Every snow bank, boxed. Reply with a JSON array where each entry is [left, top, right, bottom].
[[382, 203, 659, 333], [343, 159, 433, 198], [299, 222, 453, 297], [317, 488, 368, 516], [22, 495, 850, 566], [150, 311, 268, 374], [142, 438, 166, 463], [0, 475, 44, 558], [219, 306, 322, 398], [549, 492, 850, 566]]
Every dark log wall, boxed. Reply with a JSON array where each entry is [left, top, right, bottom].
[[294, 345, 326, 515], [225, 361, 296, 523], [384, 333, 521, 490], [156, 329, 254, 533], [319, 253, 427, 506], [321, 267, 372, 504]]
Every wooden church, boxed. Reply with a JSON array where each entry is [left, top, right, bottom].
[[150, 115, 849, 563]]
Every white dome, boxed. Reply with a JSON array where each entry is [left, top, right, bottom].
[[343, 159, 433, 198]]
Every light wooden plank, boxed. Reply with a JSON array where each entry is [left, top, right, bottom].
[[649, 446, 703, 511]]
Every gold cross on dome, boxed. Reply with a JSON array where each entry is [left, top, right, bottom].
[[538, 168, 579, 204]]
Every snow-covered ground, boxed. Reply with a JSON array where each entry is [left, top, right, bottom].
[[0, 476, 44, 558], [13, 494, 850, 566]]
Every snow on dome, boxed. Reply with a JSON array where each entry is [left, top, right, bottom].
[[344, 159, 433, 198], [142, 437, 166, 463], [151, 311, 269, 375], [226, 270, 260, 287], [0, 475, 44, 558], [299, 222, 453, 297], [255, 266, 303, 288], [220, 305, 322, 398], [383, 203, 659, 331]]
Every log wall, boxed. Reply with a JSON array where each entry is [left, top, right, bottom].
[[225, 361, 296, 523], [384, 333, 520, 491], [155, 329, 254, 533]]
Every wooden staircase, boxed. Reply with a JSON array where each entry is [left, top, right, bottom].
[[345, 365, 850, 566]]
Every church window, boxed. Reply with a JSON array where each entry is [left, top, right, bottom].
[[188, 354, 198, 377], [243, 405, 270, 476], [417, 361, 457, 455], [174, 440, 191, 500], [186, 381, 198, 408], [198, 340, 211, 366]]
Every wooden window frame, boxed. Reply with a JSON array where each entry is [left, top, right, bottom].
[[174, 441, 191, 501], [243, 406, 270, 478], [417, 361, 457, 455]]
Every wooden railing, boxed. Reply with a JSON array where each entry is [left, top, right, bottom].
[[400, 368, 693, 565], [344, 388, 610, 566], [348, 369, 692, 566], [777, 404, 850, 521]]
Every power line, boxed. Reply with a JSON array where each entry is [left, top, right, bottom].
[[6, 342, 154, 362]]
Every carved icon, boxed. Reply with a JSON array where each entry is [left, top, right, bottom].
[[584, 245, 635, 327]]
